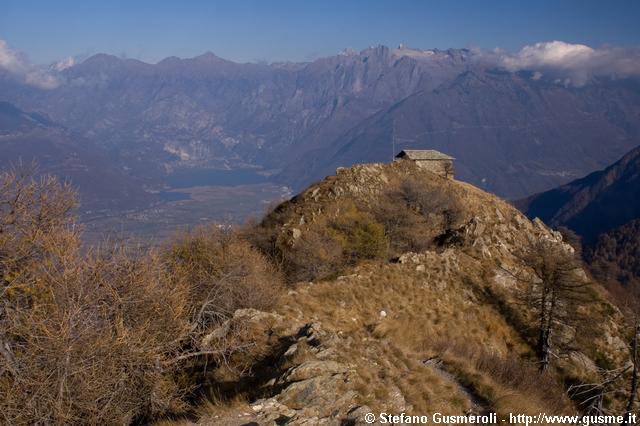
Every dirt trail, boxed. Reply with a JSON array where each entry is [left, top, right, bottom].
[[423, 357, 493, 415]]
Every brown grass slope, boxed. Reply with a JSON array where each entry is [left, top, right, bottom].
[[190, 161, 632, 425]]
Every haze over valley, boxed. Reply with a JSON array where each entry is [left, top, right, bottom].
[[2, 39, 640, 238]]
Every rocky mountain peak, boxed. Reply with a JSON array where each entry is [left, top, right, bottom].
[[192, 51, 228, 63], [278, 160, 572, 257], [189, 161, 629, 424], [80, 53, 123, 68]]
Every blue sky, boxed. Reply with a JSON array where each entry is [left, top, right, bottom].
[[1, 0, 639, 64]]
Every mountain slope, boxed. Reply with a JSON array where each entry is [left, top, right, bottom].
[[284, 72, 640, 197], [189, 160, 629, 424], [0, 102, 156, 211], [518, 144, 640, 243], [2, 46, 640, 199], [1, 155, 632, 424], [518, 145, 640, 292], [587, 218, 640, 287], [0, 101, 56, 131]]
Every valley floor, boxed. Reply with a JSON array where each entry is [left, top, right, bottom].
[[80, 183, 291, 244]]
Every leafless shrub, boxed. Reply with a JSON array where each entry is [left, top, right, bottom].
[[0, 169, 186, 423], [247, 200, 387, 283], [398, 177, 464, 229], [371, 187, 430, 254], [282, 226, 345, 282], [163, 225, 282, 338], [2, 248, 189, 424], [0, 166, 79, 306], [371, 177, 465, 255], [0, 170, 284, 424]]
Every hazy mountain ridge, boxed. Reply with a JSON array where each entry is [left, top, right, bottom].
[[2, 45, 640, 199], [519, 145, 640, 242], [0, 101, 157, 211], [0, 101, 57, 132]]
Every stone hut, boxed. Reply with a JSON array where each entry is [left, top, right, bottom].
[[395, 149, 455, 179]]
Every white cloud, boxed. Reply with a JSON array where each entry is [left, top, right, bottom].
[[0, 39, 28, 74], [475, 41, 640, 86], [501, 41, 595, 71], [53, 56, 76, 72], [0, 39, 69, 89]]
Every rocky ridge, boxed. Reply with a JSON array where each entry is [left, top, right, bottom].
[[187, 162, 628, 425]]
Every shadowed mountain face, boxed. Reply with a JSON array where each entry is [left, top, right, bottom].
[[587, 219, 640, 287], [518, 145, 640, 288], [282, 72, 640, 197], [0, 101, 56, 131], [0, 101, 157, 211], [2, 46, 640, 199], [518, 145, 640, 243]]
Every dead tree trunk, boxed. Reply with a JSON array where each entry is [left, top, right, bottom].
[[536, 327, 551, 372], [624, 323, 640, 426], [536, 285, 551, 371]]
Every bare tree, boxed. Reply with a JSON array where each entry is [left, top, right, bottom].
[[568, 366, 630, 420], [617, 290, 640, 425], [520, 239, 591, 371], [624, 321, 640, 425]]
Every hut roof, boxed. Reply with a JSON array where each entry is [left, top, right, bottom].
[[395, 149, 455, 161]]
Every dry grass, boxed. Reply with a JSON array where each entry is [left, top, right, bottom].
[[0, 170, 284, 425], [275, 255, 547, 414], [435, 341, 573, 417], [193, 395, 251, 420], [282, 256, 527, 354], [271, 231, 626, 416]]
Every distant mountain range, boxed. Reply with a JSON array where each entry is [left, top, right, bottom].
[[1, 45, 640, 203]]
